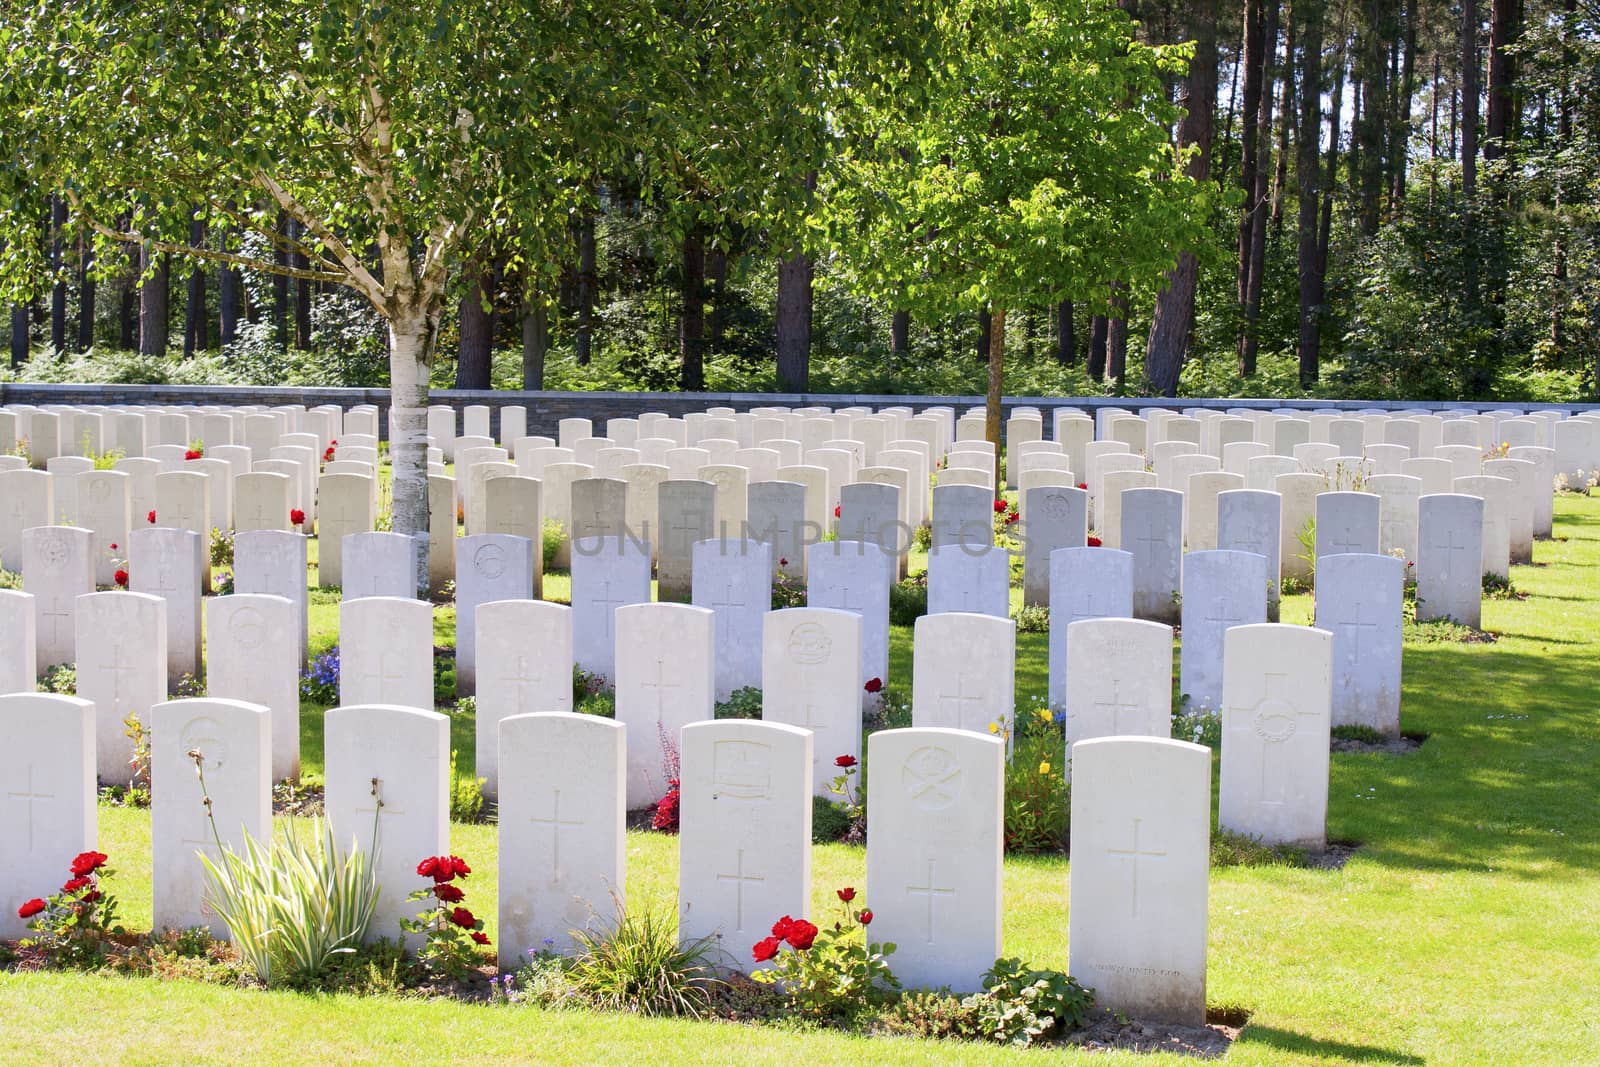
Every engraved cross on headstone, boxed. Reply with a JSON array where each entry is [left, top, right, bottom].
[[1339, 601, 1380, 661], [715, 847, 766, 933], [6, 764, 55, 851], [1205, 596, 1242, 629], [905, 858, 955, 944], [938, 674, 987, 727], [1226, 671, 1318, 805], [591, 580, 628, 642], [1093, 679, 1142, 733], [529, 787, 585, 884], [1106, 816, 1166, 919], [641, 657, 681, 719]]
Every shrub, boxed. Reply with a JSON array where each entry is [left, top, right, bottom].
[[209, 527, 234, 571], [889, 573, 928, 626], [1172, 699, 1222, 749], [1210, 829, 1309, 868], [714, 686, 763, 720], [16, 850, 123, 967], [1005, 730, 1068, 853], [879, 990, 983, 1040], [750, 890, 898, 1018], [962, 957, 1094, 1046], [400, 855, 491, 982], [1011, 604, 1049, 633], [301, 648, 340, 704], [812, 795, 854, 844], [770, 568, 806, 609], [542, 519, 564, 571], [37, 663, 76, 695], [566, 896, 720, 1017], [449, 750, 486, 823]]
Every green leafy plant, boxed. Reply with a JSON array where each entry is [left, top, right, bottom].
[[1482, 571, 1518, 598], [36, 663, 76, 694], [209, 527, 234, 570], [879, 989, 984, 1039], [1294, 517, 1317, 581], [399, 855, 491, 982], [961, 957, 1094, 1046], [714, 686, 764, 720], [1210, 829, 1311, 868], [565, 895, 720, 1017], [1010, 604, 1049, 633], [889, 573, 928, 626], [449, 749, 486, 823], [812, 794, 854, 843], [1005, 735, 1067, 853], [770, 567, 807, 609], [15, 850, 124, 967], [542, 519, 565, 571], [196, 758, 381, 988], [750, 889, 898, 1018]]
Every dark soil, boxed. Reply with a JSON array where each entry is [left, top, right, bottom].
[[1303, 841, 1361, 870], [1056, 1007, 1239, 1058], [1332, 734, 1425, 755], [273, 781, 325, 817]]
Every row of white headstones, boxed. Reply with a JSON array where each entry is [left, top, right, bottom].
[[1, 399, 1594, 1025]]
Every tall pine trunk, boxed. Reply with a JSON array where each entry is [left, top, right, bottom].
[[1088, 314, 1108, 380], [679, 229, 706, 391], [775, 248, 813, 392], [76, 235, 95, 352], [49, 197, 67, 354], [891, 309, 910, 355], [138, 246, 169, 357], [1055, 300, 1076, 365], [456, 257, 496, 389], [1295, 0, 1326, 387], [522, 274, 548, 390], [1146, 0, 1218, 397], [184, 216, 208, 357], [985, 307, 1006, 488], [575, 215, 596, 365], [1240, 0, 1279, 376]]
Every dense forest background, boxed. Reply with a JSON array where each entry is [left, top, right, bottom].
[[6, 0, 1598, 402]]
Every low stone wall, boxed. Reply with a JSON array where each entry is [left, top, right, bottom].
[[1, 382, 1591, 440]]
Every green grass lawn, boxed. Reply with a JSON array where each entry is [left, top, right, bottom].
[[5, 496, 1599, 1065]]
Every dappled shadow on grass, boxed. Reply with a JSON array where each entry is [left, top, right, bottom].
[[1234, 1024, 1424, 1064], [1333, 640, 1600, 879]]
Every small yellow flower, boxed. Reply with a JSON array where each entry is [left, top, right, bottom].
[[988, 722, 1000, 735], [1036, 707, 1052, 724], [1038, 761, 1051, 776]]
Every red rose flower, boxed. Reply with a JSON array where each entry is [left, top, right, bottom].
[[1087, 536, 1103, 547], [993, 499, 1007, 513], [1005, 512, 1019, 525], [836, 887, 856, 903], [863, 677, 883, 694], [433, 883, 465, 903], [1076, 482, 1087, 490], [834, 754, 857, 768], [833, 504, 841, 518], [779, 557, 788, 567], [450, 907, 476, 929], [147, 510, 157, 524], [109, 543, 117, 551], [770, 915, 796, 940], [290, 509, 305, 526], [785, 919, 819, 950], [113, 569, 129, 587], [71, 851, 108, 877], [17, 898, 46, 919], [470, 931, 491, 946], [859, 909, 873, 926], [184, 449, 201, 461], [81, 890, 101, 904], [449, 856, 472, 878], [416, 856, 440, 879], [752, 936, 782, 962], [61, 876, 91, 894]]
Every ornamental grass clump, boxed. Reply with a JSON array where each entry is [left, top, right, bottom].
[[194, 754, 380, 988], [401, 855, 490, 982], [565, 895, 720, 1017], [751, 888, 898, 1019]]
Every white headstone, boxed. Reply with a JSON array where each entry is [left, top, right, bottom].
[[761, 607, 863, 794], [1065, 618, 1173, 758], [657, 480, 715, 603], [1314, 491, 1380, 562], [151, 697, 271, 935], [571, 534, 651, 684], [476, 601, 574, 800], [207, 593, 300, 782], [678, 719, 813, 968], [615, 603, 716, 809], [807, 540, 892, 698], [1219, 624, 1332, 847], [1317, 553, 1405, 736], [454, 534, 535, 695], [339, 597, 434, 710], [1068, 737, 1209, 1025], [911, 613, 1016, 736], [1416, 493, 1484, 628], [233, 530, 309, 666], [129, 527, 203, 685], [1122, 487, 1182, 625], [324, 704, 449, 939], [497, 712, 625, 963], [866, 727, 1003, 992], [0, 693, 96, 940], [1047, 546, 1133, 710], [22, 525, 94, 672], [76, 590, 168, 782], [692, 539, 772, 701], [1179, 550, 1268, 713]]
